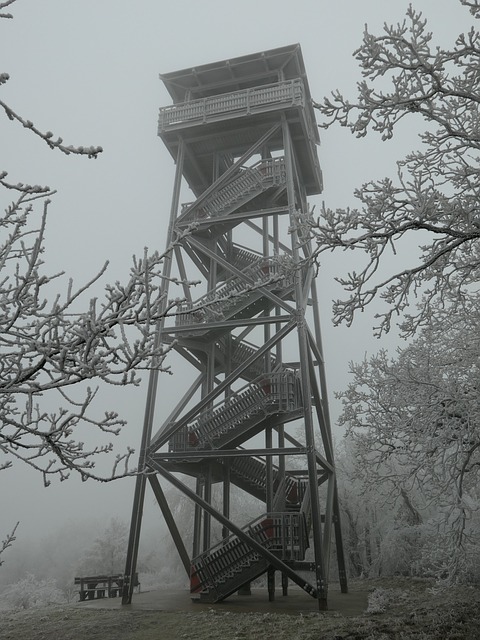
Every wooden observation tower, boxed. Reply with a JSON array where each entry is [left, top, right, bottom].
[[123, 44, 347, 610]]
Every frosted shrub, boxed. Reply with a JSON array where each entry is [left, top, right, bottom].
[[366, 587, 392, 614], [1, 573, 64, 610]]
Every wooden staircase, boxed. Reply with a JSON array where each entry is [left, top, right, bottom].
[[166, 368, 315, 602], [217, 335, 279, 381], [190, 512, 312, 603], [179, 157, 286, 223], [174, 255, 295, 335], [229, 453, 305, 507], [169, 370, 302, 451]]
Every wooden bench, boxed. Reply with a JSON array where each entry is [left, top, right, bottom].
[[74, 573, 139, 601]]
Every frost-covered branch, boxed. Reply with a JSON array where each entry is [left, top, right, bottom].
[[0, 189, 191, 483], [313, 1, 480, 335], [1, 3, 102, 159], [0, 0, 16, 19], [0, 521, 18, 566], [0, 93, 103, 158], [460, 0, 480, 18]]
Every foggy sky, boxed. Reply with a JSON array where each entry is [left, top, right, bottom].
[[1, 0, 473, 550]]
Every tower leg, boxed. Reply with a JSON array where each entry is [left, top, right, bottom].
[[283, 117, 329, 609], [333, 482, 349, 594], [122, 472, 146, 604]]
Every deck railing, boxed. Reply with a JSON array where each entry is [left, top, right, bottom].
[[158, 79, 305, 132]]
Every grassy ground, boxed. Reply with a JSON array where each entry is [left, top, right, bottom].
[[0, 578, 479, 640]]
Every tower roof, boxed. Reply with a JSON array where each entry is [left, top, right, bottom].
[[160, 44, 313, 104]]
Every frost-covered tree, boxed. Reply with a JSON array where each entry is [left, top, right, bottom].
[[314, 0, 480, 335], [336, 445, 420, 579], [0, 186, 175, 483], [0, 0, 181, 485], [77, 518, 128, 576], [339, 295, 480, 584], [1, 572, 64, 609]]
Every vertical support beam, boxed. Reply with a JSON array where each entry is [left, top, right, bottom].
[[265, 420, 274, 602], [192, 477, 203, 558], [322, 473, 335, 583], [278, 426, 286, 510], [222, 463, 231, 540], [273, 213, 283, 365], [265, 426, 274, 512], [278, 425, 288, 590], [333, 481, 349, 593], [283, 117, 328, 610], [122, 139, 185, 605], [309, 280, 334, 460], [310, 279, 348, 594], [203, 468, 212, 552]]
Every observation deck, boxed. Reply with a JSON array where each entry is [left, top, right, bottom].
[[158, 44, 323, 197]]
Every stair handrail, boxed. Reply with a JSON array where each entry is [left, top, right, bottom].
[[202, 370, 298, 434]]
